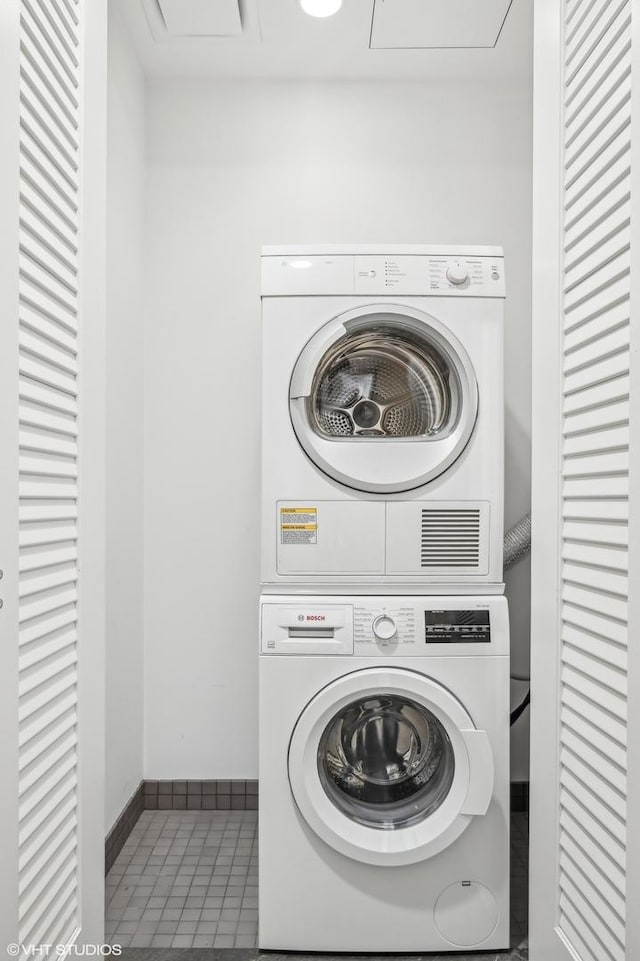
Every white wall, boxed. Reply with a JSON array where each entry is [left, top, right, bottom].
[[105, 3, 146, 831], [143, 78, 533, 779]]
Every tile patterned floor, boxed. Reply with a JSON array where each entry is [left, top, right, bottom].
[[105, 810, 258, 949], [107, 809, 528, 958]]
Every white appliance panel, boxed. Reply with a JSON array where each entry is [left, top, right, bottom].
[[276, 500, 385, 575], [261, 254, 354, 296]]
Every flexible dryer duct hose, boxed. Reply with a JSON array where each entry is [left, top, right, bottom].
[[504, 511, 532, 570], [503, 510, 532, 681], [503, 512, 532, 721]]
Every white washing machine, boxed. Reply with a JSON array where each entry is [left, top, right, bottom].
[[261, 244, 506, 594], [259, 594, 510, 953]]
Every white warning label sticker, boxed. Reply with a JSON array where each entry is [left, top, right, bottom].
[[280, 507, 317, 545]]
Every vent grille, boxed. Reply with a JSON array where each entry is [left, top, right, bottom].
[[420, 509, 481, 568], [557, 0, 631, 957], [17, 0, 81, 950]]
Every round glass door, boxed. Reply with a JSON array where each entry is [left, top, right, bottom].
[[289, 306, 478, 493], [287, 667, 494, 866], [318, 694, 455, 830]]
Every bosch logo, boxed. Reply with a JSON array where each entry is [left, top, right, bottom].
[[306, 615, 326, 622], [297, 614, 305, 622]]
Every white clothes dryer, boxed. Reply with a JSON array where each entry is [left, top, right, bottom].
[[260, 245, 506, 594], [258, 593, 510, 954]]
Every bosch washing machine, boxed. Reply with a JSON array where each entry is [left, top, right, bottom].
[[258, 594, 510, 953]]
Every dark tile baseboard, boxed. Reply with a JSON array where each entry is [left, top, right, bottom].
[[105, 781, 144, 874], [511, 781, 530, 812], [144, 779, 259, 811]]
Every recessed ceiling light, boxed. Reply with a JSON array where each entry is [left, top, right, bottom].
[[299, 0, 343, 18]]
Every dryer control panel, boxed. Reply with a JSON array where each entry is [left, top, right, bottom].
[[261, 249, 505, 297], [353, 255, 505, 297]]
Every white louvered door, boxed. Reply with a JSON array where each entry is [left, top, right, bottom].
[[19, 0, 84, 947], [530, 0, 639, 959], [0, 0, 106, 952]]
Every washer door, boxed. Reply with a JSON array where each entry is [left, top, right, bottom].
[[288, 668, 494, 866], [289, 304, 478, 494]]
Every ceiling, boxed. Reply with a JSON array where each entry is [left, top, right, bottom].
[[114, 0, 533, 82]]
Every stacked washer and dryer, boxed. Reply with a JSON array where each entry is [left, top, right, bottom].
[[258, 245, 510, 954]]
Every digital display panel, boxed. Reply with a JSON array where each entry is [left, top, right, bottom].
[[425, 610, 491, 643]]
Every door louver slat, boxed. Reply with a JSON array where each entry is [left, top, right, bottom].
[[564, 74, 630, 171], [565, 30, 630, 131], [20, 66, 78, 150], [564, 132, 629, 212], [564, 319, 629, 369], [565, 2, 630, 89], [20, 166, 79, 241], [559, 843, 625, 929], [559, 801, 625, 879], [561, 704, 626, 766], [21, 3, 78, 92], [17, 0, 81, 949], [565, 179, 630, 260]]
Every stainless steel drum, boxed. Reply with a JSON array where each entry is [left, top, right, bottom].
[[310, 326, 456, 440]]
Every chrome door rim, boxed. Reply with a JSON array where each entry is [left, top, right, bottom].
[[289, 304, 479, 493]]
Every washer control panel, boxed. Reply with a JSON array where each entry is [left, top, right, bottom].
[[260, 597, 508, 657], [355, 606, 417, 647]]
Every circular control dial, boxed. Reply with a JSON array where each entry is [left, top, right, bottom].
[[446, 262, 469, 286], [372, 614, 397, 640]]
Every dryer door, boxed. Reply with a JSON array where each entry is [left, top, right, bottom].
[[289, 304, 478, 494], [288, 667, 494, 866]]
